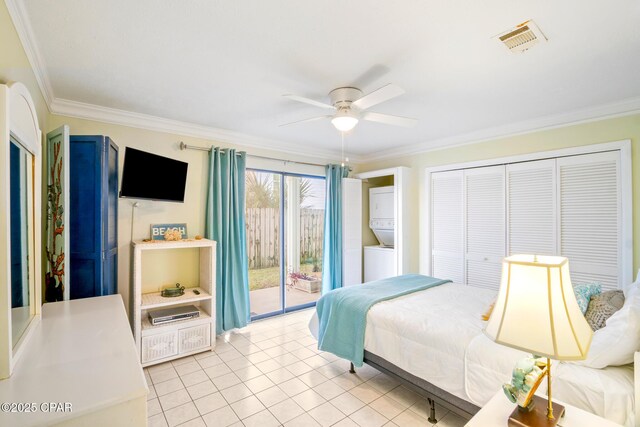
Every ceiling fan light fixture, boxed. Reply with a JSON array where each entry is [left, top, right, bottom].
[[331, 111, 359, 132], [283, 82, 414, 131]]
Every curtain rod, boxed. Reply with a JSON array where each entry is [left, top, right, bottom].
[[179, 141, 348, 170]]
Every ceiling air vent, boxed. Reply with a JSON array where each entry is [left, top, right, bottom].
[[496, 20, 547, 53]]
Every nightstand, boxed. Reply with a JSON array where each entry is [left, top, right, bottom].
[[466, 390, 622, 427]]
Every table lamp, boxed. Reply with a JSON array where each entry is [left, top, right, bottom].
[[484, 255, 593, 427]]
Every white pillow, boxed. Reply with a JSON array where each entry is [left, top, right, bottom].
[[622, 268, 640, 298], [575, 279, 640, 369]]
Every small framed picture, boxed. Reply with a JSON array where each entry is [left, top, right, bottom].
[[150, 223, 188, 240]]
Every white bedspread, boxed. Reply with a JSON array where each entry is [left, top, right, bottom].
[[309, 281, 635, 426], [555, 362, 634, 426], [363, 282, 495, 400]]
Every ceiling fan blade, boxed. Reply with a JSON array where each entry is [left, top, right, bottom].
[[352, 83, 405, 110], [362, 111, 417, 127], [279, 115, 331, 127], [283, 94, 336, 110]]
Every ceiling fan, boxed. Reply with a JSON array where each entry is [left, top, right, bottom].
[[281, 84, 417, 132]]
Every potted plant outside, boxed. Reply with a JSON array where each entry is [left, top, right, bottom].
[[289, 271, 321, 293]]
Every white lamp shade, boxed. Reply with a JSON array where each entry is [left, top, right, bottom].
[[484, 255, 593, 360], [331, 110, 358, 132]]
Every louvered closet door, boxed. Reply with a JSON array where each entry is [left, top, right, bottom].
[[431, 170, 464, 283], [465, 166, 505, 290], [558, 152, 621, 290], [507, 159, 557, 256]]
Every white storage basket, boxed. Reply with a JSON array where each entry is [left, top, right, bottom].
[[142, 331, 178, 363], [179, 323, 211, 353]]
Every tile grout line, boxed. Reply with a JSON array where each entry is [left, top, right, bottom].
[[146, 309, 461, 427]]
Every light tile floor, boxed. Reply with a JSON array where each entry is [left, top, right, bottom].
[[144, 309, 469, 427]]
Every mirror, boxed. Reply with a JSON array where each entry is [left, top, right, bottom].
[[10, 138, 34, 348]]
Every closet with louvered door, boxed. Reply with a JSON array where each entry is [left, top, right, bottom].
[[558, 152, 621, 290], [464, 166, 505, 290], [431, 170, 464, 284], [428, 143, 629, 292], [506, 159, 557, 256]]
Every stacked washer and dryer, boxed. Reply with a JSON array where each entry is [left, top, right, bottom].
[[364, 186, 396, 282]]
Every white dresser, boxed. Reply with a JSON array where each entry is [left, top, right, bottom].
[[0, 295, 148, 427]]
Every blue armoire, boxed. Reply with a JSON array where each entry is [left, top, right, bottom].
[[69, 135, 118, 299]]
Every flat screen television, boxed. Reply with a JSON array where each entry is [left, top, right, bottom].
[[119, 147, 188, 202]]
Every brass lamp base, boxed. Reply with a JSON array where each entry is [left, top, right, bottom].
[[508, 395, 565, 427]]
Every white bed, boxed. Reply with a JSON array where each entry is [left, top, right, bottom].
[[310, 282, 636, 426]]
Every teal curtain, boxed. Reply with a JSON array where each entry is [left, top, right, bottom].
[[322, 164, 350, 294], [205, 148, 250, 334]]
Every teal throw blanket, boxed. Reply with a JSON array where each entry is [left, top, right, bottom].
[[316, 274, 451, 367]]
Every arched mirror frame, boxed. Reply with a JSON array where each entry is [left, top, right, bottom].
[[0, 82, 42, 379]]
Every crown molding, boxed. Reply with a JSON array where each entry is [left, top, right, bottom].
[[4, 0, 55, 108], [360, 96, 640, 163], [50, 98, 362, 163]]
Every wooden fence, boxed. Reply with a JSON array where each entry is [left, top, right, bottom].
[[246, 208, 324, 269]]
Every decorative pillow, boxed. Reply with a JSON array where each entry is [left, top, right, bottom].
[[584, 290, 625, 331], [575, 281, 640, 368], [573, 282, 602, 314], [481, 302, 495, 321]]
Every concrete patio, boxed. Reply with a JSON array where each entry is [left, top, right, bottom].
[[249, 285, 320, 316]]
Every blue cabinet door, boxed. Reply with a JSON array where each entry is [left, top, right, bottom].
[[69, 135, 118, 299]]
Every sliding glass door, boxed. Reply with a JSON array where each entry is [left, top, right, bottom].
[[245, 170, 325, 319], [245, 171, 282, 317], [284, 175, 325, 309]]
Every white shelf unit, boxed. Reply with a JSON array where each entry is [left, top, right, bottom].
[[141, 287, 212, 309], [131, 239, 216, 367]]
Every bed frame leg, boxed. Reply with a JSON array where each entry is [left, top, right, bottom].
[[427, 398, 437, 423], [349, 363, 355, 374]]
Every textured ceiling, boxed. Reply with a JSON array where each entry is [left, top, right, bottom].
[[20, 0, 640, 159]]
